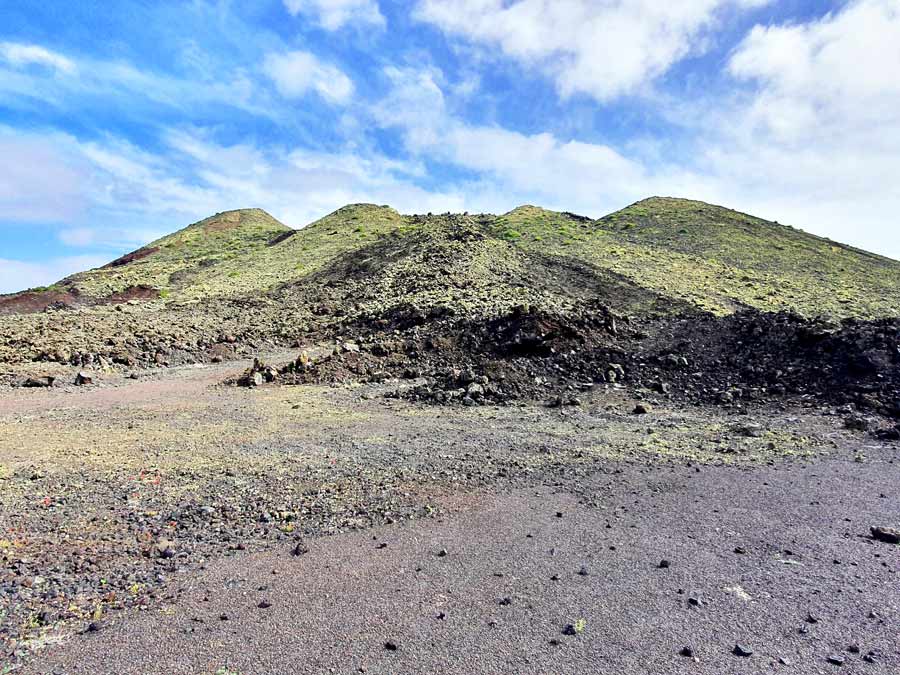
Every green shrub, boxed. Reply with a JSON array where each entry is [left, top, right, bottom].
[[502, 229, 522, 241]]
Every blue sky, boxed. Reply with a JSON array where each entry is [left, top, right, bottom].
[[1, 0, 899, 292]]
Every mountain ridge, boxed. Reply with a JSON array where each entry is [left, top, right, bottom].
[[1, 196, 899, 370], [3, 197, 898, 314]]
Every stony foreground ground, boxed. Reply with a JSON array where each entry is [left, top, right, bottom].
[[0, 359, 898, 674]]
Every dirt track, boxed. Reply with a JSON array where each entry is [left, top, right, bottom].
[[1, 363, 898, 674]]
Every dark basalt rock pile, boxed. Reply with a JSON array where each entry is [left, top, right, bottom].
[[636, 311, 900, 421], [266, 303, 899, 432]]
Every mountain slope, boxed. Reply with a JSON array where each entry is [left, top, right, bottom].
[[179, 204, 404, 301], [275, 213, 685, 324], [497, 197, 900, 317], [0, 208, 291, 314], [0, 197, 898, 371]]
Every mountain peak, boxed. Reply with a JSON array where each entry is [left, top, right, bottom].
[[1, 198, 898, 322]]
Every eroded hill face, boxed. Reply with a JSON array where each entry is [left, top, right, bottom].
[[0, 198, 898, 373], [0, 209, 292, 315], [501, 198, 900, 317]]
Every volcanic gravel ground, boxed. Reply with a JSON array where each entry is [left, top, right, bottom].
[[22, 457, 900, 675], [0, 362, 898, 673]]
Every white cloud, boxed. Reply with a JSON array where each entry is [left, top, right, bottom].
[[0, 123, 468, 262], [372, 56, 900, 259], [0, 132, 88, 221], [728, 0, 900, 143], [413, 0, 771, 101], [283, 0, 384, 30], [0, 42, 76, 74], [263, 50, 354, 104], [0, 42, 277, 120], [58, 227, 96, 247], [689, 0, 900, 258], [374, 66, 650, 213], [0, 255, 109, 294], [159, 128, 465, 224]]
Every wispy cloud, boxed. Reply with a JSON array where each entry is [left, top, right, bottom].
[[0, 41, 275, 120], [263, 50, 354, 104], [283, 0, 385, 30], [0, 130, 88, 222], [0, 255, 110, 294], [374, 66, 655, 214], [0, 42, 76, 74], [413, 0, 772, 101], [0, 122, 466, 261]]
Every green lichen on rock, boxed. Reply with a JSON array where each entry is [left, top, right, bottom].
[[496, 198, 900, 318], [60, 208, 292, 301], [0, 197, 898, 367]]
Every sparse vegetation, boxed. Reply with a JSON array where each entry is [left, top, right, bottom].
[[0, 197, 899, 368]]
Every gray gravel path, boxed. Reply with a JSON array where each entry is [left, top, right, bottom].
[[23, 455, 900, 675]]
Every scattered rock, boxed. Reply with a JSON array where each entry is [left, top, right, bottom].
[[22, 376, 54, 388], [863, 649, 881, 663], [870, 526, 900, 544], [736, 423, 764, 437], [150, 538, 176, 559], [74, 371, 93, 386], [733, 644, 753, 657], [844, 415, 870, 431], [243, 371, 263, 388]]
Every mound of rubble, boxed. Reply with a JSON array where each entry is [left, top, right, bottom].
[[232, 303, 900, 433]]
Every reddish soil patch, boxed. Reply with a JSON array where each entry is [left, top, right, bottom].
[[0, 284, 159, 317], [103, 285, 160, 304], [103, 246, 159, 268], [0, 289, 79, 316], [203, 211, 242, 232]]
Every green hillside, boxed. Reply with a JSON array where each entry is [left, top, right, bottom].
[[60, 208, 293, 299], [497, 197, 900, 317], [0, 197, 898, 367]]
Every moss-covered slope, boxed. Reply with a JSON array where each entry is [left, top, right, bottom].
[[277, 213, 682, 324], [63, 208, 293, 299], [1, 197, 898, 367], [497, 197, 900, 317]]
